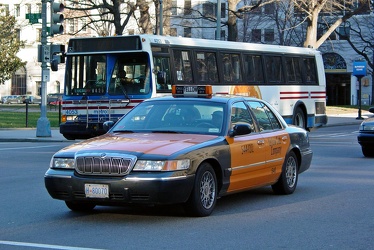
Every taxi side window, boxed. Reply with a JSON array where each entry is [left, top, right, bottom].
[[230, 102, 254, 131], [247, 101, 282, 131]]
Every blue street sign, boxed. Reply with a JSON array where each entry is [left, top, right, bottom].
[[352, 61, 367, 76]]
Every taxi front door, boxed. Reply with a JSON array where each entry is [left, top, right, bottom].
[[226, 102, 269, 193]]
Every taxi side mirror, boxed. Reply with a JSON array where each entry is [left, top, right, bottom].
[[369, 107, 374, 114], [229, 124, 252, 137], [103, 121, 115, 132]]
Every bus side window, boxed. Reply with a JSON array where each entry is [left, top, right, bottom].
[[173, 50, 193, 82], [264, 55, 284, 84], [222, 53, 242, 83], [244, 54, 264, 83], [303, 57, 317, 84], [154, 57, 171, 91], [285, 57, 302, 84]]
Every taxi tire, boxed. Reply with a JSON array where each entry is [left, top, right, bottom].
[[184, 163, 217, 217], [272, 151, 298, 195], [65, 201, 96, 212]]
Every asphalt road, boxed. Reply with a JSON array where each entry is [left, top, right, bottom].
[[0, 124, 373, 250]]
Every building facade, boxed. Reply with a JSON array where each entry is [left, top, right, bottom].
[[1, 0, 373, 106]]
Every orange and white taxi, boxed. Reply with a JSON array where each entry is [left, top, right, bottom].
[[45, 86, 312, 216]]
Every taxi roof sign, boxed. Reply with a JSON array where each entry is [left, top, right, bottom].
[[172, 85, 213, 98]]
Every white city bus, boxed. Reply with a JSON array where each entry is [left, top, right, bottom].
[[60, 34, 327, 140]]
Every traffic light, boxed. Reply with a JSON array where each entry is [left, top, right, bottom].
[[50, 0, 64, 36], [50, 44, 65, 71]]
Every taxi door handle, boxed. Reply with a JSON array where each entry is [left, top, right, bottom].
[[257, 140, 265, 145], [282, 136, 288, 141]]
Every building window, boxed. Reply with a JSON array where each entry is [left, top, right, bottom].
[[264, 29, 274, 42], [264, 3, 274, 14], [221, 3, 226, 18], [15, 4, 20, 17], [184, 0, 192, 15], [170, 28, 177, 36], [171, 0, 177, 15], [339, 26, 350, 40], [69, 19, 75, 33], [251, 29, 261, 43], [26, 4, 31, 14], [11, 67, 27, 95], [184, 27, 191, 37], [80, 18, 87, 32], [203, 2, 214, 17]]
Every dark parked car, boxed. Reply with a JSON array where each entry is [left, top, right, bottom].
[[45, 85, 313, 217], [21, 95, 41, 104], [357, 107, 374, 157]]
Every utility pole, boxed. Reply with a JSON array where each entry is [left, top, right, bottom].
[[36, 0, 64, 137], [216, 0, 221, 40], [159, 0, 163, 35], [36, 0, 51, 137]]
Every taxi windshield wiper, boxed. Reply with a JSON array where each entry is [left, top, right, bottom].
[[150, 130, 182, 134], [112, 130, 135, 133]]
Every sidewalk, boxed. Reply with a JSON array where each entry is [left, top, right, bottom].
[[0, 109, 372, 142]]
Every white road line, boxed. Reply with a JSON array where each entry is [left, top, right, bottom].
[[0, 145, 59, 151], [0, 240, 106, 250]]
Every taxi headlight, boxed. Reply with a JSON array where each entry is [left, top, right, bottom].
[[133, 159, 190, 171], [360, 124, 374, 131], [51, 158, 75, 169]]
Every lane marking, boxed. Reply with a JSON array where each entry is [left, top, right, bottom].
[[0, 145, 60, 151], [0, 240, 106, 250]]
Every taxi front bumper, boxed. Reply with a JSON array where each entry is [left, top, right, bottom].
[[45, 169, 195, 205]]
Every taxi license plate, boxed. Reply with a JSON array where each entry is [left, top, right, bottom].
[[85, 184, 109, 198]]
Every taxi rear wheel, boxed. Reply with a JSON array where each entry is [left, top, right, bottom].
[[272, 151, 298, 195], [65, 201, 96, 212], [184, 163, 217, 217]]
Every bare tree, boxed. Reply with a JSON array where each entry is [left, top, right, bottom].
[[294, 0, 371, 48], [64, 0, 158, 36]]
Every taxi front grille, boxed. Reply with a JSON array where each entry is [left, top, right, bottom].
[[75, 153, 136, 176]]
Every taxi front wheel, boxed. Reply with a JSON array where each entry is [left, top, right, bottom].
[[272, 151, 298, 195], [184, 162, 217, 217]]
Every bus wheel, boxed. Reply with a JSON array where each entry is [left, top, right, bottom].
[[184, 162, 217, 217], [293, 107, 306, 129], [63, 134, 76, 140]]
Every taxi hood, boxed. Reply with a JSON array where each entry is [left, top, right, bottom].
[[58, 132, 220, 157]]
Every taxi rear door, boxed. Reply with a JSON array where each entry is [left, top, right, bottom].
[[246, 101, 290, 184]]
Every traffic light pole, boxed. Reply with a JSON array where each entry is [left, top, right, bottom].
[[36, 0, 51, 137]]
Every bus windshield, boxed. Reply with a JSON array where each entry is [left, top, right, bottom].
[[65, 52, 151, 96]]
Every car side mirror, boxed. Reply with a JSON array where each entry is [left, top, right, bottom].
[[369, 107, 374, 114], [103, 121, 115, 132], [229, 124, 252, 137]]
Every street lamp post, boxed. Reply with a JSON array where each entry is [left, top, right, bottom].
[[159, 0, 163, 35], [36, 0, 51, 137]]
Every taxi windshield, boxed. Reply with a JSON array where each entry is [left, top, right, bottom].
[[112, 100, 225, 135]]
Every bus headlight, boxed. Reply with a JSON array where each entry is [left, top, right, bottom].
[[51, 158, 75, 169], [133, 159, 190, 171]]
